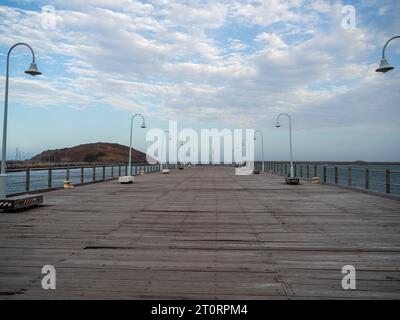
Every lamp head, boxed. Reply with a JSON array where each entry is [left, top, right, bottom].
[[275, 123, 281, 128], [140, 122, 146, 129], [25, 62, 42, 76], [375, 58, 394, 73]]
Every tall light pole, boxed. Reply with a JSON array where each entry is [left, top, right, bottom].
[[162, 130, 169, 166], [178, 141, 183, 167], [376, 36, 400, 73], [275, 113, 294, 179], [1, 43, 41, 199], [254, 130, 264, 172], [127, 113, 146, 176], [160, 130, 172, 174]]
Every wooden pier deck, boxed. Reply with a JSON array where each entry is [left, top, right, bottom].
[[1, 166, 400, 299]]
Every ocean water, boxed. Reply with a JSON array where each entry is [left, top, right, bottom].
[[259, 163, 400, 197], [6, 163, 400, 197], [6, 164, 156, 195]]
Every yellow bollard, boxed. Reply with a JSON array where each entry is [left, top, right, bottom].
[[64, 180, 74, 189]]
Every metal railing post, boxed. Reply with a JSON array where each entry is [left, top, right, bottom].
[[80, 167, 84, 184], [25, 168, 30, 193], [48, 167, 52, 189], [314, 165, 317, 178], [93, 165, 96, 182], [334, 167, 338, 184], [365, 168, 369, 190], [386, 169, 391, 194], [118, 165, 121, 176], [348, 168, 352, 186], [323, 166, 327, 182], [103, 165, 106, 180], [66, 167, 70, 181]]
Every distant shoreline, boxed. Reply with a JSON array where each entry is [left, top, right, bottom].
[[6, 160, 400, 170], [266, 161, 400, 165], [5, 161, 142, 170]]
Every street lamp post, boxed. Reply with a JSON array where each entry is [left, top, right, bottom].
[[376, 36, 400, 73], [254, 130, 264, 172], [161, 130, 171, 174], [127, 113, 146, 176], [1, 43, 41, 200], [178, 141, 184, 168], [275, 113, 296, 181], [162, 130, 169, 166]]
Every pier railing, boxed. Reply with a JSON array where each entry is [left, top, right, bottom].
[[255, 161, 400, 198], [6, 163, 167, 197]]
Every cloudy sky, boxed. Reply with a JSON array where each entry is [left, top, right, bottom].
[[0, 0, 399, 161]]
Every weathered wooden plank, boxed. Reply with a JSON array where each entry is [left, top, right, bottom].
[[1, 166, 400, 299]]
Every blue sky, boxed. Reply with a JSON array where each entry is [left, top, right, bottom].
[[0, 0, 399, 161]]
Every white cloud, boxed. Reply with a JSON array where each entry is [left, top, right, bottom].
[[0, 0, 399, 132], [255, 32, 287, 49]]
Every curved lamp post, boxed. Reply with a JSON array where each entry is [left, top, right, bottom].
[[127, 113, 146, 176], [275, 113, 294, 179], [178, 141, 184, 168], [1, 43, 41, 199], [160, 130, 171, 173], [254, 130, 264, 172], [376, 36, 400, 73], [162, 130, 169, 166]]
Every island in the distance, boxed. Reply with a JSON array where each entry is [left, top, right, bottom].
[[23, 142, 150, 167]]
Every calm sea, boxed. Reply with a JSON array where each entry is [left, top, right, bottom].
[[5, 165, 145, 195], [260, 163, 400, 196], [6, 164, 400, 197]]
